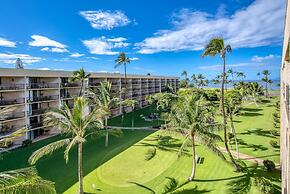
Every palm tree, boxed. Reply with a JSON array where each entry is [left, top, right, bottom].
[[29, 97, 104, 194], [236, 72, 246, 81], [261, 70, 271, 98], [121, 99, 137, 127], [246, 82, 264, 106], [0, 167, 56, 194], [115, 52, 131, 85], [227, 68, 235, 83], [168, 94, 225, 181], [85, 81, 120, 147], [70, 68, 90, 96], [181, 70, 189, 88], [202, 38, 240, 171], [225, 91, 242, 159]]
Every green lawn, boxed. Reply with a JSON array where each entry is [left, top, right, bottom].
[[232, 97, 280, 163], [0, 102, 281, 193]]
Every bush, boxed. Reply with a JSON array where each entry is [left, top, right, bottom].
[[263, 160, 276, 171], [204, 90, 219, 101], [269, 140, 279, 148], [22, 139, 32, 147], [269, 130, 279, 136], [254, 177, 275, 194], [145, 147, 156, 161]]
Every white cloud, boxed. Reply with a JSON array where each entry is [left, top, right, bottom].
[[82, 36, 129, 55], [251, 54, 281, 62], [29, 35, 68, 53], [0, 53, 42, 64], [0, 37, 16, 47], [38, 67, 50, 70], [136, 0, 285, 54], [130, 57, 139, 61], [80, 10, 131, 30], [70, 53, 84, 58]]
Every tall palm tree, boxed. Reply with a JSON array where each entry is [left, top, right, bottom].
[[246, 82, 264, 107], [225, 91, 242, 159], [29, 97, 104, 194], [121, 99, 137, 127], [86, 81, 121, 147], [202, 38, 240, 171], [70, 68, 90, 96], [261, 70, 271, 98], [181, 70, 189, 88], [115, 52, 131, 85], [168, 94, 225, 181]]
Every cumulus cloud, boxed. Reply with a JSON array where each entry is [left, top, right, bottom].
[[82, 36, 129, 55], [0, 37, 16, 47], [136, 0, 285, 54], [251, 54, 281, 62], [130, 57, 139, 61], [0, 53, 42, 64], [80, 10, 131, 30], [29, 35, 69, 53]]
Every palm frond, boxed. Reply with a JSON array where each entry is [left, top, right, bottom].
[[29, 138, 71, 165]]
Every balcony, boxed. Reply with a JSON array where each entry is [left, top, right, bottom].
[[0, 98, 25, 106], [61, 82, 80, 88], [89, 82, 101, 87], [27, 83, 59, 89], [0, 84, 25, 91], [0, 111, 25, 121], [29, 122, 43, 129], [61, 93, 77, 99], [0, 124, 26, 136], [27, 95, 59, 103], [28, 108, 47, 116]]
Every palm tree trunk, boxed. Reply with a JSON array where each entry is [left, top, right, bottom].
[[230, 114, 239, 159], [189, 132, 196, 181], [265, 82, 268, 98], [105, 118, 109, 147], [78, 142, 84, 194], [221, 56, 240, 171], [79, 80, 84, 97]]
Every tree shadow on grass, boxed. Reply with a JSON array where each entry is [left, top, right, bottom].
[[234, 138, 268, 151], [240, 128, 275, 139], [242, 112, 263, 117], [172, 186, 212, 194], [242, 108, 263, 112], [128, 181, 156, 194]]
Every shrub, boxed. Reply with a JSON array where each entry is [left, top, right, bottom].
[[145, 147, 156, 161], [263, 160, 276, 172], [269, 140, 279, 148], [204, 90, 219, 101], [22, 139, 32, 147], [254, 177, 275, 194]]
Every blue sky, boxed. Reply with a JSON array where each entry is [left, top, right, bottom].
[[0, 0, 285, 80]]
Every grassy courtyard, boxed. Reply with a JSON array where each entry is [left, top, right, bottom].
[[0, 101, 281, 193]]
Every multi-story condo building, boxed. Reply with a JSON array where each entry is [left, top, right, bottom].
[[0, 68, 178, 148], [281, 0, 290, 193]]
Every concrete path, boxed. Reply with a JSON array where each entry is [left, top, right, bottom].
[[219, 147, 280, 170]]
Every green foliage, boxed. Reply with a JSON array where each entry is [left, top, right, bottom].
[[269, 140, 279, 148], [254, 177, 275, 194], [269, 130, 279, 136], [145, 147, 156, 161], [22, 139, 32, 147], [263, 160, 276, 171]]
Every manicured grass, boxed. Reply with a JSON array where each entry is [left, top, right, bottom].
[[0, 102, 281, 193], [232, 97, 280, 163]]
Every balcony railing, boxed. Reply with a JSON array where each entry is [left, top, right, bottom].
[[61, 93, 77, 99], [0, 111, 25, 121], [27, 83, 59, 89], [27, 95, 59, 103], [28, 108, 47, 116], [0, 124, 26, 136], [89, 82, 101, 87], [0, 84, 25, 91], [29, 122, 43, 129], [61, 83, 80, 87], [0, 98, 25, 106]]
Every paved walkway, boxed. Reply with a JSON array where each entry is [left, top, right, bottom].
[[219, 147, 280, 170], [107, 126, 159, 131]]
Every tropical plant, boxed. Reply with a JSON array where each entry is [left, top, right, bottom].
[[70, 68, 90, 96], [192, 74, 208, 89], [121, 99, 137, 127], [0, 167, 56, 194], [181, 70, 189, 88], [202, 37, 240, 171], [246, 82, 264, 106], [85, 81, 120, 147], [225, 90, 242, 159], [167, 93, 225, 181], [115, 52, 131, 85], [0, 108, 55, 194], [28, 97, 104, 194], [236, 72, 246, 81], [261, 70, 272, 97]]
